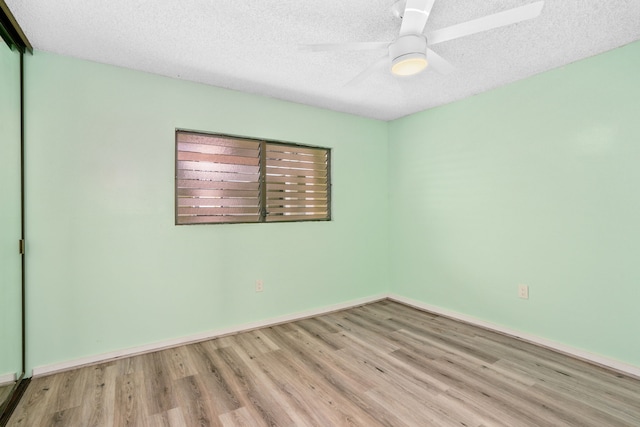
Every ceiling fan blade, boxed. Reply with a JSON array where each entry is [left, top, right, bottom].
[[399, 0, 436, 36], [426, 48, 454, 75], [428, 1, 544, 45], [300, 42, 389, 52], [346, 55, 389, 86]]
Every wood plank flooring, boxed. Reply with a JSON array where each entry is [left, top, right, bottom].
[[8, 300, 640, 426], [1, 383, 15, 407]]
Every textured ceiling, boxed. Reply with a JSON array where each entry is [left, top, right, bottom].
[[6, 0, 640, 121]]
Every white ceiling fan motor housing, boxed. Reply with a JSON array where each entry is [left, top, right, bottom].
[[389, 34, 428, 76]]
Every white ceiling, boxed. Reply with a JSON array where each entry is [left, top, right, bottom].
[[6, 0, 640, 121]]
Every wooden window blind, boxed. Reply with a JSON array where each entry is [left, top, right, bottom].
[[176, 130, 330, 225], [265, 143, 330, 222], [176, 132, 261, 224]]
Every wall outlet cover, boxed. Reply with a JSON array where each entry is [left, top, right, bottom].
[[518, 284, 529, 299]]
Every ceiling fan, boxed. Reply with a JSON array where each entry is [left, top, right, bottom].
[[303, 0, 544, 83]]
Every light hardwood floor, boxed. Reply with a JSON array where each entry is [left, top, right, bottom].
[[1, 383, 15, 408], [8, 300, 640, 426]]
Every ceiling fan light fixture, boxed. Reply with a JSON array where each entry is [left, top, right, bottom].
[[392, 53, 428, 76], [389, 34, 428, 76]]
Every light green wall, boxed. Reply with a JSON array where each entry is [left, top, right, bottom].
[[24, 40, 640, 373], [389, 41, 640, 367], [24, 52, 389, 372], [0, 43, 22, 380]]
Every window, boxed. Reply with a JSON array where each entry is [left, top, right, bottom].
[[175, 130, 331, 224]]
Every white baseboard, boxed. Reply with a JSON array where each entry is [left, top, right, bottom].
[[32, 292, 640, 380], [388, 294, 640, 379], [0, 372, 17, 386], [32, 293, 389, 377]]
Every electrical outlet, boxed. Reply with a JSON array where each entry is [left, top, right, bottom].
[[518, 284, 529, 299], [255, 280, 264, 292]]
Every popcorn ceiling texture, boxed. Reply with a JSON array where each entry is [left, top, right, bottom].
[[7, 0, 640, 120]]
